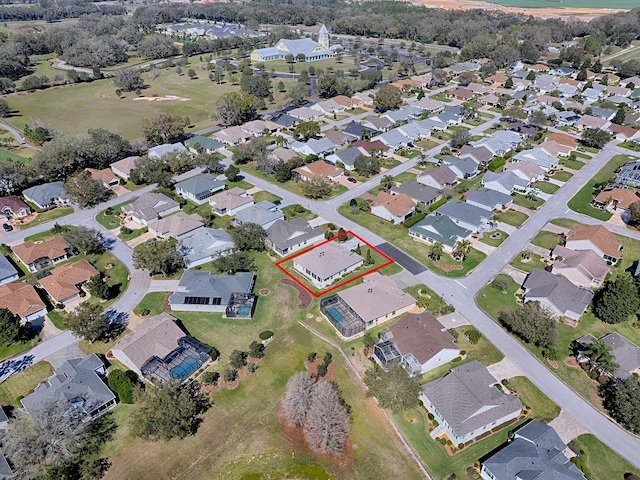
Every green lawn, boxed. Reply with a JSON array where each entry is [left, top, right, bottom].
[[18, 207, 74, 230], [416, 139, 439, 150], [571, 434, 640, 479], [396, 148, 421, 159], [0, 147, 29, 164], [478, 230, 508, 247], [96, 201, 130, 230], [567, 154, 632, 221], [403, 284, 454, 316], [252, 190, 282, 204], [494, 209, 528, 227], [507, 377, 560, 422], [559, 158, 585, 170], [225, 177, 254, 191], [87, 252, 130, 308], [241, 164, 347, 199], [509, 251, 548, 273], [513, 194, 544, 210], [530, 230, 561, 250], [476, 274, 520, 321], [550, 170, 573, 182], [103, 251, 423, 480], [394, 171, 417, 184], [549, 218, 579, 229], [338, 201, 486, 277], [7, 56, 300, 139], [133, 292, 167, 317], [531, 181, 560, 194], [619, 140, 640, 152], [0, 361, 53, 405], [118, 227, 147, 242]]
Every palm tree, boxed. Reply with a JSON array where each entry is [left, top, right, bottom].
[[429, 242, 444, 262], [380, 175, 395, 192], [583, 340, 618, 376], [274, 135, 289, 148], [455, 239, 472, 264]]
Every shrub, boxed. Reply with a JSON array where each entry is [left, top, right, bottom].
[[439, 437, 447, 445], [317, 363, 328, 377], [447, 328, 459, 341], [108, 369, 134, 404], [120, 226, 132, 235], [427, 413, 434, 420], [307, 351, 317, 362], [465, 328, 482, 345], [248, 340, 265, 359], [259, 330, 274, 341], [229, 350, 247, 369], [224, 369, 238, 382], [201, 371, 220, 385], [140, 308, 150, 316], [458, 443, 464, 450], [432, 420, 439, 427], [459, 350, 466, 356], [451, 356, 462, 362], [446, 439, 452, 446], [501, 379, 510, 386], [210, 347, 219, 362], [248, 363, 258, 373]]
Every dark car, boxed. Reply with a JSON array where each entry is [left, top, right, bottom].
[[348, 177, 357, 184], [2, 223, 12, 232]]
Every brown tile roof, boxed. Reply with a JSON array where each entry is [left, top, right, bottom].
[[539, 140, 572, 157], [271, 147, 299, 163], [331, 95, 353, 108], [607, 123, 638, 139], [385, 312, 458, 364], [529, 63, 550, 71], [85, 168, 118, 186], [372, 191, 415, 217], [0, 196, 30, 214], [12, 236, 71, 266], [110, 156, 140, 177], [0, 282, 46, 319], [39, 259, 98, 303], [486, 73, 508, 84], [567, 224, 622, 259], [552, 246, 609, 285], [292, 160, 343, 182], [594, 188, 640, 210], [545, 132, 577, 148], [353, 140, 389, 154], [559, 78, 580, 87]]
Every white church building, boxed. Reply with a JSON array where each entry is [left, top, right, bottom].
[[251, 25, 342, 62]]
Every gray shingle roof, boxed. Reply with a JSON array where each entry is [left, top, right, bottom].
[[435, 199, 490, 229], [523, 269, 593, 317], [175, 173, 225, 197], [122, 192, 179, 222], [466, 188, 513, 211], [294, 241, 363, 280], [421, 360, 522, 438], [601, 332, 640, 379], [482, 420, 586, 480], [22, 181, 69, 208], [169, 270, 254, 307], [409, 214, 472, 250], [180, 227, 234, 266], [21, 354, 115, 420], [266, 219, 324, 252], [391, 181, 442, 205], [0, 255, 17, 281], [234, 202, 284, 227]]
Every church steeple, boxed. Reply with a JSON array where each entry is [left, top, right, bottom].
[[318, 24, 329, 50]]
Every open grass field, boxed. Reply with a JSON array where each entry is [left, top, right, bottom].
[[6, 56, 299, 140], [572, 434, 640, 478], [567, 154, 633, 221], [550, 170, 573, 182], [260, 57, 351, 74], [0, 361, 53, 405], [494, 209, 528, 227], [106, 252, 423, 480], [469, 0, 639, 7], [338, 201, 486, 278], [241, 164, 348, 199], [18, 207, 74, 230], [530, 230, 561, 250], [531, 181, 559, 194], [513, 193, 544, 210]]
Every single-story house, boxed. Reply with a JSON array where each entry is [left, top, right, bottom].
[[265, 219, 325, 257], [175, 173, 225, 204], [435, 199, 491, 232], [271, 147, 300, 163], [459, 145, 493, 165], [111, 313, 211, 383], [615, 160, 640, 187], [417, 165, 458, 190], [513, 148, 558, 172], [122, 192, 180, 226], [184, 135, 223, 154], [480, 421, 586, 480], [292, 159, 344, 182], [546, 132, 577, 150], [233, 201, 284, 230], [169, 270, 256, 317], [147, 212, 204, 240], [38, 259, 98, 305], [482, 171, 529, 195], [0, 255, 18, 286], [148, 143, 188, 159], [373, 312, 459, 376], [522, 269, 594, 320], [320, 272, 415, 338], [209, 188, 254, 216], [240, 119, 280, 137], [0, 196, 31, 219], [503, 160, 546, 183], [293, 240, 364, 288], [110, 156, 141, 180], [391, 181, 443, 207], [370, 191, 415, 224], [85, 168, 120, 188], [311, 99, 343, 115], [575, 115, 608, 131], [465, 188, 513, 212], [408, 214, 472, 252], [21, 354, 116, 422], [443, 156, 479, 179], [565, 224, 622, 264], [552, 245, 609, 289], [0, 282, 47, 323], [22, 182, 70, 210], [324, 129, 357, 148], [289, 106, 323, 122], [420, 360, 522, 443], [472, 131, 521, 156], [291, 138, 336, 157], [325, 146, 369, 171], [576, 333, 640, 380], [180, 227, 234, 268], [593, 187, 640, 213], [12, 235, 74, 273], [214, 126, 253, 145]]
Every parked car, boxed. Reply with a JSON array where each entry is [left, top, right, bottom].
[[2, 223, 12, 232], [348, 177, 357, 184]]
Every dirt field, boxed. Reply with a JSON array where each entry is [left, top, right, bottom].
[[410, 0, 626, 20]]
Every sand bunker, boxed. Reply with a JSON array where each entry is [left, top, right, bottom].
[[133, 95, 190, 102]]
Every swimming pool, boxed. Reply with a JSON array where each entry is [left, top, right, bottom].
[[325, 307, 344, 324], [170, 356, 202, 380], [237, 305, 252, 317]]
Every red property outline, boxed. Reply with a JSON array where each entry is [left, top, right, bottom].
[[275, 230, 395, 298]]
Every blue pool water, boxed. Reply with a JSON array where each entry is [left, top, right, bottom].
[[326, 307, 344, 324], [170, 356, 201, 380], [237, 305, 252, 316]]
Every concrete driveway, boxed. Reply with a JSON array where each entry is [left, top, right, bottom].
[[487, 357, 523, 382]]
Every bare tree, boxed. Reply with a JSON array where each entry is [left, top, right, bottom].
[[303, 381, 350, 454], [280, 371, 315, 427]]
